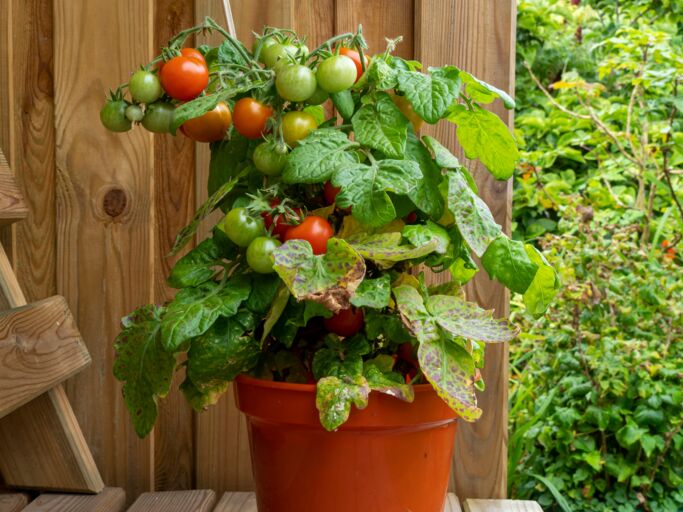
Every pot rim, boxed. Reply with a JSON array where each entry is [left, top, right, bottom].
[[235, 373, 435, 393]]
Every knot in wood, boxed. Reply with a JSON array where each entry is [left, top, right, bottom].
[[103, 188, 127, 218]]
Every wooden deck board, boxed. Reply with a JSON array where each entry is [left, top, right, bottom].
[[464, 499, 543, 512], [126, 490, 216, 512], [0, 493, 29, 512], [22, 487, 125, 511]]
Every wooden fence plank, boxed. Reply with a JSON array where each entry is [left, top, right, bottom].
[[212, 492, 256, 512], [0, 295, 90, 418], [0, 0, 15, 274], [414, 0, 516, 500], [23, 488, 126, 512], [152, 0, 197, 492], [445, 493, 464, 512], [0, 493, 29, 512], [464, 499, 543, 512], [0, 151, 28, 227], [53, 0, 155, 501], [126, 490, 216, 512]]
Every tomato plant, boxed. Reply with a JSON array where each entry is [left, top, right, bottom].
[[283, 215, 333, 255], [232, 98, 273, 139], [323, 307, 364, 337], [281, 111, 317, 146], [159, 54, 208, 101], [262, 199, 302, 241], [181, 102, 231, 142]]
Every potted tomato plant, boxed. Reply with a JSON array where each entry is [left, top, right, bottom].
[[104, 18, 559, 512]]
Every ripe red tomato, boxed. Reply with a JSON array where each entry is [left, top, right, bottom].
[[159, 53, 209, 101], [397, 342, 418, 367], [157, 48, 206, 74], [232, 98, 274, 139], [404, 211, 418, 224], [323, 181, 341, 205], [283, 215, 333, 255], [324, 307, 365, 337], [262, 199, 303, 241], [339, 47, 370, 82], [181, 102, 231, 142]]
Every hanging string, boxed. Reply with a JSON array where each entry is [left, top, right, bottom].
[[221, 0, 237, 38]]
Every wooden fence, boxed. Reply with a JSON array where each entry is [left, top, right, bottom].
[[0, 0, 515, 504]]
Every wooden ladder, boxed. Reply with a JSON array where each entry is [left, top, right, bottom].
[[0, 149, 103, 493]]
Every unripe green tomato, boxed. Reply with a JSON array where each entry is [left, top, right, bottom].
[[316, 55, 357, 93], [306, 86, 330, 106], [221, 207, 265, 247], [129, 70, 163, 103], [276, 65, 317, 102], [125, 104, 144, 122], [253, 142, 288, 176], [100, 100, 132, 132], [141, 102, 174, 133], [246, 236, 281, 274], [282, 111, 318, 147], [262, 43, 298, 68]]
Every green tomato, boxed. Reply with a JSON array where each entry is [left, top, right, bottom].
[[246, 236, 281, 274], [141, 102, 174, 133], [262, 43, 298, 68], [125, 104, 144, 122], [254, 37, 278, 63], [253, 142, 288, 176], [100, 100, 132, 132], [221, 207, 265, 247], [306, 86, 330, 106], [276, 65, 317, 102], [282, 111, 318, 147], [316, 55, 357, 93], [129, 70, 163, 103]]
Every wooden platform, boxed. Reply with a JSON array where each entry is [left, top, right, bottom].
[[0, 490, 543, 511]]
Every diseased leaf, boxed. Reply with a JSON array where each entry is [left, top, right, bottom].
[[351, 274, 391, 309], [316, 375, 370, 431], [426, 295, 519, 343], [364, 364, 415, 402], [402, 222, 451, 255], [313, 336, 370, 380], [446, 170, 501, 257], [348, 232, 440, 268], [523, 245, 561, 317], [180, 376, 229, 411], [392, 285, 440, 343], [352, 92, 408, 158], [113, 304, 177, 438], [448, 105, 520, 180], [481, 236, 539, 294], [167, 238, 222, 289], [404, 131, 445, 219], [272, 238, 366, 312], [397, 66, 462, 123], [461, 72, 515, 108], [332, 158, 422, 228], [282, 128, 357, 184], [364, 310, 413, 343], [418, 338, 480, 421]]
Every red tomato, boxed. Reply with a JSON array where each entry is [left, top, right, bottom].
[[323, 181, 341, 205], [262, 199, 303, 241], [339, 47, 370, 82], [159, 54, 209, 101], [405, 366, 418, 384], [157, 48, 206, 74], [404, 211, 418, 224], [181, 102, 231, 142], [283, 215, 333, 255], [324, 307, 365, 337], [232, 98, 274, 139], [397, 342, 418, 367]]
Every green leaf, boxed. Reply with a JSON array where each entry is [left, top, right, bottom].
[[260, 285, 290, 343], [313, 336, 370, 380], [367, 58, 398, 90], [481, 236, 539, 294], [170, 178, 240, 255], [582, 451, 603, 472], [216, 38, 251, 67], [246, 274, 282, 314], [282, 128, 357, 184], [351, 92, 408, 158], [530, 474, 574, 512], [426, 295, 519, 343], [348, 232, 439, 268], [171, 93, 226, 134], [616, 422, 647, 447], [167, 239, 222, 289], [351, 274, 391, 309], [208, 135, 252, 197], [461, 72, 515, 108], [364, 364, 415, 402], [446, 170, 501, 257], [404, 131, 444, 219], [421, 135, 461, 169], [303, 105, 326, 125], [113, 304, 177, 438], [272, 238, 366, 312], [392, 285, 440, 343], [186, 311, 260, 389], [402, 221, 451, 255], [316, 375, 370, 431], [397, 66, 462, 123], [418, 338, 480, 421], [448, 105, 520, 180], [522, 245, 560, 317], [180, 376, 229, 411], [332, 159, 422, 228], [364, 310, 412, 343], [161, 275, 251, 351]]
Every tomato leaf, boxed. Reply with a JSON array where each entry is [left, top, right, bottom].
[[367, 58, 398, 90], [351, 92, 408, 158], [421, 135, 461, 170], [272, 238, 366, 313], [348, 232, 440, 268], [426, 295, 519, 342], [312, 336, 370, 380], [216, 38, 251, 67], [461, 72, 515, 108], [447, 105, 520, 180], [481, 236, 539, 294], [180, 376, 229, 411], [113, 304, 177, 438], [246, 273, 283, 314], [261, 285, 290, 343], [446, 170, 501, 257], [418, 338, 481, 421], [208, 135, 253, 197], [392, 285, 440, 343], [522, 245, 561, 317], [404, 131, 445, 219], [402, 221, 451, 255], [282, 128, 357, 184], [364, 310, 413, 343], [186, 311, 260, 390], [316, 375, 370, 431], [397, 66, 462, 124], [351, 274, 392, 309], [364, 364, 415, 402], [167, 238, 222, 289], [332, 159, 422, 228]]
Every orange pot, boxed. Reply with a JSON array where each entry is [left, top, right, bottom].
[[234, 375, 458, 512]]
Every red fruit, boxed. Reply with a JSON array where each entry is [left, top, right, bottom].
[[323, 181, 341, 205], [405, 366, 418, 384], [339, 47, 370, 82], [397, 342, 418, 367], [159, 54, 209, 101], [283, 216, 334, 255], [404, 211, 418, 224], [261, 199, 302, 241], [324, 307, 365, 337]]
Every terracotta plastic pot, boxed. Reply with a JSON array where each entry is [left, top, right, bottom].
[[234, 374, 458, 512]]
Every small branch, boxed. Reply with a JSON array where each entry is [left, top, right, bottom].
[[525, 63, 591, 120]]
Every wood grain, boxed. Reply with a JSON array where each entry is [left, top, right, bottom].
[[126, 490, 216, 512], [53, 0, 155, 501], [0, 0, 15, 268], [464, 499, 543, 512], [415, 0, 516, 500], [152, 0, 197, 492], [23, 488, 126, 512], [0, 493, 29, 512], [0, 151, 28, 227], [0, 295, 90, 418]]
